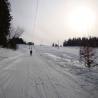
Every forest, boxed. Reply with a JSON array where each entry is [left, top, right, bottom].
[[63, 37, 98, 47]]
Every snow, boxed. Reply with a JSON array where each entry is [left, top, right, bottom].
[[0, 45, 98, 98]]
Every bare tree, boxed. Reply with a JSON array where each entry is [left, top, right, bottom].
[[80, 46, 97, 68], [7, 26, 24, 49], [8, 26, 24, 39]]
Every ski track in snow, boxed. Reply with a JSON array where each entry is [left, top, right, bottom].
[[0, 45, 97, 98]]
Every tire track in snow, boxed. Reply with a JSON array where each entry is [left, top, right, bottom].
[[47, 75, 62, 98], [34, 79, 46, 98], [0, 53, 24, 98], [0, 53, 23, 71]]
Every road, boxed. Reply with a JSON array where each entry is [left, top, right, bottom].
[[0, 47, 94, 98]]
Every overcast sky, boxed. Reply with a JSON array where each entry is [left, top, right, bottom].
[[9, 0, 98, 45]]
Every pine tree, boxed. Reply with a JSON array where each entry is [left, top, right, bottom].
[[0, 0, 12, 47]]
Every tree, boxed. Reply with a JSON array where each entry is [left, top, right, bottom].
[[80, 46, 97, 68], [27, 42, 34, 50], [27, 42, 34, 45], [52, 43, 55, 47], [8, 26, 24, 49], [0, 0, 12, 47], [8, 26, 24, 39], [63, 37, 98, 47]]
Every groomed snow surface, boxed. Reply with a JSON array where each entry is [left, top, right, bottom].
[[0, 45, 98, 98]]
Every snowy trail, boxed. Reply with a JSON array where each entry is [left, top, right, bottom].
[[0, 47, 95, 98]]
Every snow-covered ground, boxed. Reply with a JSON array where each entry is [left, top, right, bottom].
[[0, 45, 98, 98]]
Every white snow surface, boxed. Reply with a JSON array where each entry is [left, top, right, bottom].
[[0, 45, 98, 98]]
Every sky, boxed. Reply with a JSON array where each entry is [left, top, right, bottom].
[[9, 0, 98, 45]]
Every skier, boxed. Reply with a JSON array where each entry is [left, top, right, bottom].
[[30, 50, 32, 56]]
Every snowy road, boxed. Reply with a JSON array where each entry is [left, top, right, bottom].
[[0, 46, 97, 98]]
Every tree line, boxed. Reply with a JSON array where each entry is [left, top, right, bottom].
[[63, 37, 98, 47]]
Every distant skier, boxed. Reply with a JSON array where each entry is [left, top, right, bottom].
[[30, 50, 32, 56]]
